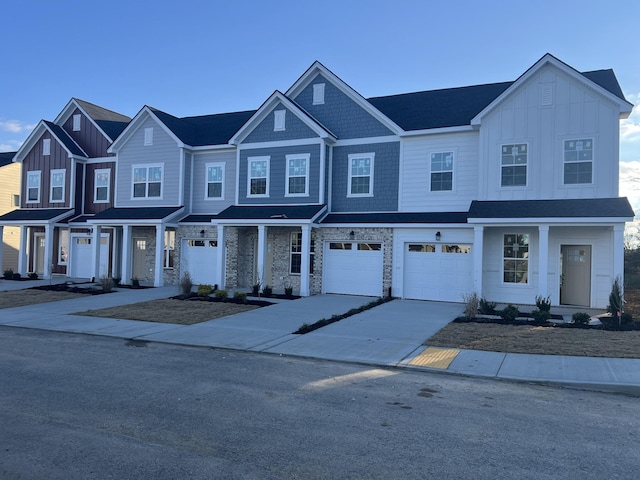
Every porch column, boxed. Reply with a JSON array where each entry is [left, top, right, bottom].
[[473, 226, 484, 296], [43, 224, 53, 280], [154, 224, 164, 287], [300, 225, 311, 296], [613, 224, 625, 291], [18, 226, 27, 276], [121, 226, 132, 284], [91, 225, 102, 281], [257, 225, 267, 285], [216, 225, 226, 289], [538, 224, 549, 299], [0, 226, 3, 271]]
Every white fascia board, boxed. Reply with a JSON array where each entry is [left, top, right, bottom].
[[83, 157, 116, 164], [467, 217, 635, 225], [399, 125, 475, 137], [471, 54, 633, 126], [285, 61, 403, 135], [108, 107, 185, 153]]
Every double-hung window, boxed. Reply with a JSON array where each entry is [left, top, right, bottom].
[[564, 139, 593, 184], [348, 153, 374, 197], [248, 157, 269, 197], [94, 169, 110, 203], [503, 233, 529, 284], [286, 154, 309, 196], [132, 164, 163, 198], [430, 151, 454, 191], [290, 232, 314, 274], [27, 171, 41, 203], [50, 169, 65, 202], [501, 144, 527, 187], [206, 163, 224, 199]]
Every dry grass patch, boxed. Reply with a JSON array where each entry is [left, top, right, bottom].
[[76, 298, 259, 325], [426, 322, 640, 358], [0, 289, 86, 309]]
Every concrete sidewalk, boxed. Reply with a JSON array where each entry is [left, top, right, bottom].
[[1, 286, 639, 395]]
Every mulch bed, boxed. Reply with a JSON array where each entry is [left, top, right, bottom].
[[172, 293, 274, 307], [30, 284, 113, 295]]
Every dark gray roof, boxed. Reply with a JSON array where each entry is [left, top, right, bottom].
[[92, 207, 183, 221], [180, 214, 219, 223], [216, 205, 326, 220], [321, 212, 469, 224], [75, 99, 131, 141], [367, 70, 627, 131], [0, 151, 16, 167], [468, 198, 635, 219], [151, 108, 256, 146], [44, 121, 87, 157], [0, 209, 73, 222]]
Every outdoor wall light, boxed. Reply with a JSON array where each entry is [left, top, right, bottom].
[[349, 231, 355, 239], [435, 231, 441, 241], [200, 229, 205, 238]]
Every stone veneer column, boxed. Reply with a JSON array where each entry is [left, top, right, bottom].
[[216, 225, 226, 289]]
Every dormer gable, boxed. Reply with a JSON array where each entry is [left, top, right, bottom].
[[13, 120, 87, 164]]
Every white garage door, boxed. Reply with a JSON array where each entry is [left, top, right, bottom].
[[323, 242, 383, 296], [181, 239, 218, 286], [70, 236, 108, 278], [403, 243, 473, 302]]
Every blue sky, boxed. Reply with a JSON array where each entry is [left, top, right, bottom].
[[1, 0, 638, 207]]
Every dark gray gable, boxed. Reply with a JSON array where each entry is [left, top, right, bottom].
[[75, 99, 131, 141]]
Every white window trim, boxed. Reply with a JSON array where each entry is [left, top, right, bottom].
[[500, 142, 529, 188], [26, 170, 41, 204], [347, 152, 375, 198], [42, 139, 51, 156], [313, 83, 325, 105], [205, 162, 225, 200], [429, 150, 455, 193], [247, 156, 270, 198], [94, 168, 111, 203], [131, 163, 164, 200], [49, 169, 66, 203], [285, 153, 310, 197], [563, 138, 594, 186], [72, 114, 81, 131], [290, 232, 314, 275], [144, 127, 154, 146], [274, 110, 286, 131], [502, 233, 530, 285]]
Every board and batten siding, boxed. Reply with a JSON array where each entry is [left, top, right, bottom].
[[63, 108, 114, 158], [478, 63, 621, 201], [191, 150, 237, 213], [400, 131, 479, 212], [84, 162, 115, 214], [115, 117, 182, 207]]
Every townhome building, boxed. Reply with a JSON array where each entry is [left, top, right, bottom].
[[1, 54, 634, 309], [0, 151, 21, 272]]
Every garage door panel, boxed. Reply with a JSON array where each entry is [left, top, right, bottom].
[[70, 237, 108, 278], [324, 242, 383, 296], [182, 239, 218, 285]]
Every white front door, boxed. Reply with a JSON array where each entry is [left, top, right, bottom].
[[323, 241, 383, 296], [34, 234, 45, 275]]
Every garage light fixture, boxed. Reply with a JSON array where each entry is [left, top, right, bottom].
[[349, 231, 355, 239], [435, 231, 441, 241], [200, 229, 205, 238]]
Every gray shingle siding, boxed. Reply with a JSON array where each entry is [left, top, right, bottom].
[[242, 104, 319, 144], [293, 74, 394, 139], [238, 144, 321, 204], [331, 142, 400, 212]]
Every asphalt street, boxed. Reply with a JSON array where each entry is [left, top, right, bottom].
[[1, 327, 638, 480]]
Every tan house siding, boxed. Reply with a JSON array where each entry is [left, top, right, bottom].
[[1, 162, 21, 271]]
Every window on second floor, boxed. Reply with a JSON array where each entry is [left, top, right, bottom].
[[430, 151, 454, 191], [286, 154, 310, 197], [501, 144, 527, 187], [564, 139, 593, 185], [94, 169, 111, 203], [132, 164, 163, 198], [26, 171, 41, 203], [248, 157, 269, 197], [50, 169, 65, 202], [206, 163, 224, 199], [348, 153, 374, 197]]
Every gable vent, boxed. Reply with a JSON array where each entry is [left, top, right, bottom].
[[541, 84, 553, 106]]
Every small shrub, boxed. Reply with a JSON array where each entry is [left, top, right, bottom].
[[535, 295, 552, 312], [531, 308, 551, 323], [284, 285, 293, 297], [461, 292, 479, 319], [112, 276, 121, 286], [251, 282, 261, 296], [262, 285, 273, 297], [479, 298, 497, 315], [131, 277, 140, 288], [180, 272, 193, 296], [234, 291, 247, 302], [100, 275, 114, 292], [499, 304, 520, 322], [214, 289, 228, 299], [197, 284, 213, 296], [12, 273, 21, 280], [572, 312, 591, 325], [3, 269, 13, 280], [28, 272, 38, 280]]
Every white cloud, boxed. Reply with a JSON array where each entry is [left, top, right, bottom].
[[621, 92, 640, 163], [0, 119, 36, 134]]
